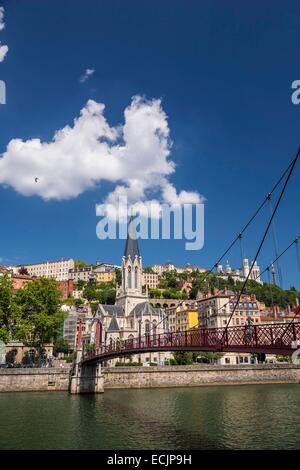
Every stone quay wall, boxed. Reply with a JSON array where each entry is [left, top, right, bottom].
[[103, 364, 300, 389], [0, 368, 70, 392], [0, 364, 300, 392]]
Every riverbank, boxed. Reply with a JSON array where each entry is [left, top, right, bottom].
[[0, 363, 300, 392]]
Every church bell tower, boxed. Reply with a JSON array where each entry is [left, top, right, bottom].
[[115, 220, 147, 315]]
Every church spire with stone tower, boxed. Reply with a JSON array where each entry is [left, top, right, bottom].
[[115, 219, 147, 315]]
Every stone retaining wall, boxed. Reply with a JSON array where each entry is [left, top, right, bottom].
[[0, 368, 70, 392], [103, 364, 300, 389], [0, 364, 299, 392]]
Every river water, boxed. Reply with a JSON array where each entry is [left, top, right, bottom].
[[0, 384, 299, 449]]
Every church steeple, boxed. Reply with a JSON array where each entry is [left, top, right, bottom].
[[122, 219, 142, 294], [123, 220, 140, 259], [115, 218, 147, 315]]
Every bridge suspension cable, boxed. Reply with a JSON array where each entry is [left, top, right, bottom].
[[152, 151, 300, 336], [220, 148, 300, 340], [201, 155, 297, 285], [268, 193, 283, 288], [190, 234, 300, 330], [295, 239, 300, 273]]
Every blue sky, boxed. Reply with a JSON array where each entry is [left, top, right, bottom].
[[0, 0, 300, 288]]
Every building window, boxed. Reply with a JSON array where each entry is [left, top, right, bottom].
[[225, 358, 230, 364], [135, 266, 138, 289], [145, 320, 150, 338], [153, 320, 157, 339], [128, 266, 132, 288]]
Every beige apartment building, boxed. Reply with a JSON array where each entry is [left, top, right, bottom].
[[197, 289, 261, 365], [142, 271, 159, 289], [69, 266, 94, 283], [197, 289, 261, 329], [13, 259, 75, 281]]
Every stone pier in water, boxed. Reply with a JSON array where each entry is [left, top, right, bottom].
[[69, 349, 104, 394]]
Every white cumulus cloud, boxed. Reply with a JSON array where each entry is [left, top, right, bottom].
[[79, 68, 95, 83], [0, 96, 203, 209], [0, 42, 8, 62], [0, 7, 5, 31], [0, 7, 8, 62]]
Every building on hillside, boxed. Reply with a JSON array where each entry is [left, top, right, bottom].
[[142, 271, 159, 289], [11, 259, 75, 281], [178, 280, 193, 295], [68, 266, 94, 283], [151, 262, 205, 276], [167, 302, 198, 333], [197, 289, 261, 365], [197, 289, 261, 328], [11, 274, 35, 291], [95, 261, 120, 270], [228, 293, 261, 326], [93, 266, 116, 284], [151, 264, 165, 276], [183, 263, 206, 273], [216, 258, 262, 284], [59, 279, 74, 300], [0, 266, 11, 277], [69, 263, 116, 285], [73, 289, 84, 299]]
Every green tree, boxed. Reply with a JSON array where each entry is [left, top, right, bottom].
[[115, 268, 122, 286], [193, 351, 224, 363], [74, 279, 86, 290], [173, 351, 194, 365], [74, 260, 89, 268], [53, 337, 70, 355], [143, 267, 154, 273], [149, 288, 161, 298], [15, 278, 66, 348], [74, 298, 84, 308], [0, 274, 19, 342], [18, 267, 29, 275]]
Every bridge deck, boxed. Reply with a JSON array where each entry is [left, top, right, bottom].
[[81, 322, 300, 364]]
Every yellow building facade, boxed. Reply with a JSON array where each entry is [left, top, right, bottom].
[[168, 304, 198, 332], [95, 271, 116, 284]]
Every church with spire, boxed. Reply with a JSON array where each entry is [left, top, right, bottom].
[[95, 222, 168, 364]]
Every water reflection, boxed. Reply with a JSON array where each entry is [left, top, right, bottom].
[[0, 384, 299, 449]]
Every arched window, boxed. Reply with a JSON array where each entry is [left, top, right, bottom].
[[145, 320, 150, 338], [135, 266, 139, 289], [127, 266, 132, 288], [153, 320, 157, 340]]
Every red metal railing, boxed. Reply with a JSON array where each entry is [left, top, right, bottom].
[[81, 322, 300, 363]]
